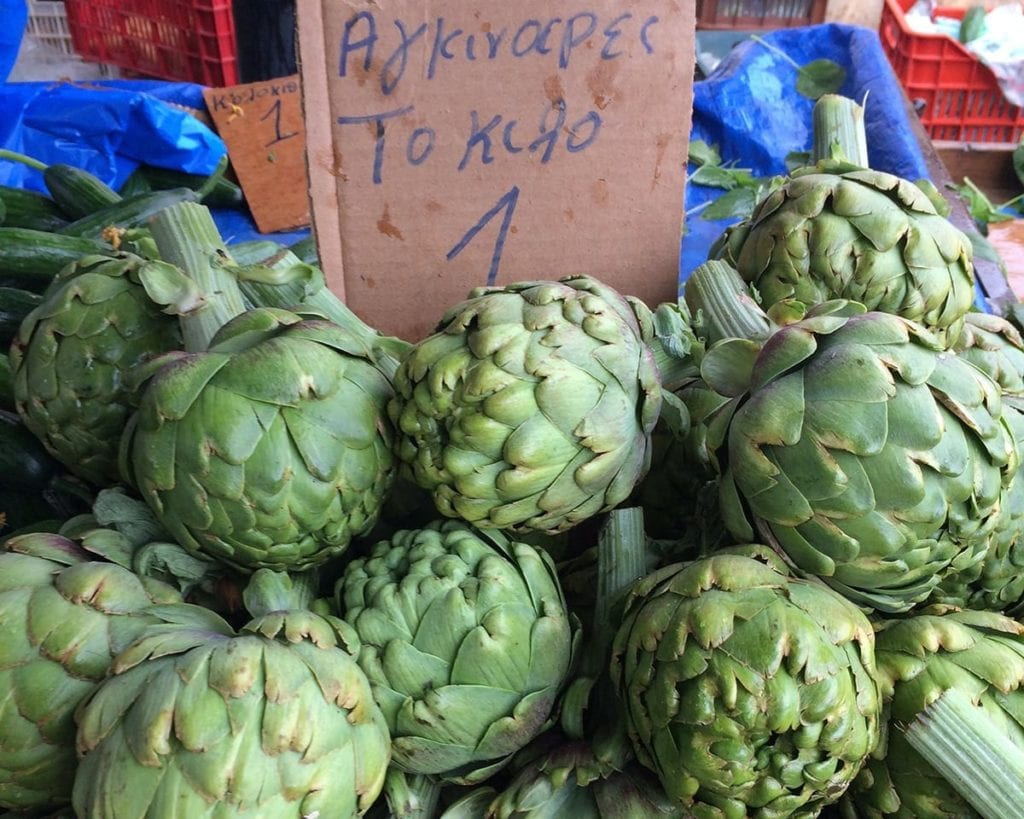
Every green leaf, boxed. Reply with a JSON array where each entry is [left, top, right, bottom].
[[954, 177, 1015, 230], [691, 164, 742, 190], [701, 187, 758, 221], [91, 488, 170, 549], [688, 139, 721, 168], [797, 60, 847, 100], [959, 6, 987, 44]]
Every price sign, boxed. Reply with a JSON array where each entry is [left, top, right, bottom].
[[297, 2, 695, 340], [203, 75, 310, 234]]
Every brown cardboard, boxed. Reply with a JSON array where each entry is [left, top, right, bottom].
[[297, 2, 695, 340], [203, 76, 310, 233]]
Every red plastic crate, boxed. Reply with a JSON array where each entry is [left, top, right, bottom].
[[696, 0, 827, 30], [880, 0, 1024, 143], [64, 0, 238, 87]]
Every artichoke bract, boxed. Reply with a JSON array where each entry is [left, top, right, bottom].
[[124, 307, 397, 573], [842, 607, 1024, 819], [73, 602, 391, 819], [0, 531, 179, 810], [11, 252, 181, 487], [711, 95, 974, 348], [389, 276, 661, 534], [338, 521, 575, 784], [685, 263, 1018, 613], [610, 548, 882, 818]]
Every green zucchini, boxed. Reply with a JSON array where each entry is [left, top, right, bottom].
[[0, 489, 63, 535], [0, 287, 43, 346], [0, 354, 12, 411], [44, 163, 122, 219], [0, 410, 61, 492], [0, 195, 5, 225], [57, 187, 201, 238], [0, 227, 113, 291], [139, 164, 245, 210], [0, 186, 69, 231]]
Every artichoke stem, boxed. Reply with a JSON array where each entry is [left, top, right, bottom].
[[684, 261, 773, 347], [234, 255, 410, 378], [382, 769, 442, 819], [149, 201, 247, 352], [562, 507, 648, 742], [904, 687, 1024, 819], [811, 94, 869, 168]]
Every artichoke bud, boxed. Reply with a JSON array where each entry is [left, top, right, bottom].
[[73, 602, 392, 819], [390, 276, 662, 535], [844, 607, 1024, 818], [339, 520, 576, 784], [11, 251, 183, 488], [610, 550, 882, 816], [126, 307, 398, 573], [0, 530, 182, 810]]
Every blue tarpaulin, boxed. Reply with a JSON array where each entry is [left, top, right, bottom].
[[0, 23, 944, 283]]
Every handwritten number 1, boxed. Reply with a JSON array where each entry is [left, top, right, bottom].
[[261, 99, 299, 147], [447, 186, 520, 286]]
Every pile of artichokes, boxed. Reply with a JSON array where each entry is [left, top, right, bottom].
[[2, 93, 1024, 819]]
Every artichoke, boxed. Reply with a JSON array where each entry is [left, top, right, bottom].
[[338, 521, 575, 784], [389, 276, 662, 534], [0, 528, 179, 810], [685, 263, 1018, 613], [440, 732, 684, 818], [123, 306, 397, 573], [610, 547, 882, 818], [710, 96, 974, 348], [11, 252, 181, 487], [73, 595, 392, 819], [842, 607, 1024, 819]]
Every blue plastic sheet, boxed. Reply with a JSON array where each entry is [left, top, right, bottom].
[[0, 0, 27, 84]]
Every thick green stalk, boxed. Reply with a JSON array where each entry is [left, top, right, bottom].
[[562, 507, 647, 743], [0, 149, 48, 171], [811, 94, 869, 167], [684, 260, 774, 347], [234, 256, 410, 377], [382, 769, 442, 819], [149, 201, 247, 352], [904, 688, 1024, 819]]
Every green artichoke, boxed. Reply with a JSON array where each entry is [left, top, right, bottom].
[[952, 311, 1024, 396], [440, 733, 684, 818], [0, 529, 179, 810], [338, 521, 575, 784], [842, 607, 1024, 819], [610, 548, 882, 818], [10, 252, 181, 487], [73, 600, 391, 818], [123, 306, 397, 573], [389, 276, 662, 534], [685, 263, 1017, 613], [710, 159, 974, 347]]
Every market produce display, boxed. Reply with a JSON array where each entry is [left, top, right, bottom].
[[3, 94, 1024, 819]]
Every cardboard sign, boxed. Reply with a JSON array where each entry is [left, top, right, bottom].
[[203, 76, 310, 234], [297, 2, 695, 340]]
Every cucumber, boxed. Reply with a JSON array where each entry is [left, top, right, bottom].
[[0, 410, 61, 492], [0, 227, 113, 291], [118, 166, 154, 198], [0, 287, 43, 346], [0, 186, 69, 231], [44, 163, 122, 219], [138, 164, 245, 210], [0, 195, 5, 225], [57, 187, 201, 238]]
